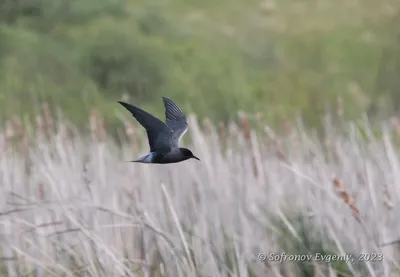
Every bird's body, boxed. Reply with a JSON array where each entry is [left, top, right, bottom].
[[134, 148, 194, 164], [118, 97, 200, 164]]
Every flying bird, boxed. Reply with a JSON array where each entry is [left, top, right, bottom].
[[118, 97, 200, 164]]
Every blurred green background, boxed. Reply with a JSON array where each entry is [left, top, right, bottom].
[[1, 0, 400, 130]]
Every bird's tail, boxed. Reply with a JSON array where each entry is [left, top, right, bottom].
[[128, 153, 155, 163]]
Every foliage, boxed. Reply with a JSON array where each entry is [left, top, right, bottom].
[[0, 0, 400, 129], [269, 214, 362, 277]]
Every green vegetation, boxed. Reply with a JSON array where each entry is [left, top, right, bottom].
[[0, 0, 400, 129], [269, 214, 365, 277]]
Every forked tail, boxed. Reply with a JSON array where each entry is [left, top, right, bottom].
[[129, 152, 155, 163]]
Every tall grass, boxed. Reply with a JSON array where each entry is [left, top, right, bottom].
[[0, 107, 400, 277]]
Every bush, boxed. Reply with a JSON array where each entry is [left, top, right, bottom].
[[80, 21, 172, 102], [0, 0, 400, 130]]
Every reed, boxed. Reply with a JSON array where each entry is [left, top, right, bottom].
[[0, 107, 399, 276], [332, 176, 360, 219]]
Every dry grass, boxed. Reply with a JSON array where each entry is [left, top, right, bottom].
[[0, 107, 400, 277]]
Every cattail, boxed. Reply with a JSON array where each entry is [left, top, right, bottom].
[[89, 109, 98, 140], [124, 121, 137, 153], [58, 123, 70, 142], [333, 176, 360, 218], [97, 114, 107, 141], [43, 102, 53, 135], [264, 126, 286, 162], [0, 128, 4, 152], [281, 118, 291, 136], [228, 121, 238, 137], [36, 115, 45, 140], [239, 111, 258, 176], [4, 119, 15, 151], [202, 118, 212, 136], [5, 119, 14, 140], [39, 183, 45, 200], [238, 111, 250, 144], [12, 117, 28, 153], [390, 117, 400, 137], [275, 144, 286, 162], [218, 121, 227, 150]]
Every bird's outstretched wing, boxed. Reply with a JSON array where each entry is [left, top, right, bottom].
[[118, 101, 172, 152], [162, 97, 188, 146]]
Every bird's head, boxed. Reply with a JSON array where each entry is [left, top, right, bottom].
[[180, 148, 200, 161]]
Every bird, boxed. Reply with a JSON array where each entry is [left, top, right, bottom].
[[117, 97, 200, 164]]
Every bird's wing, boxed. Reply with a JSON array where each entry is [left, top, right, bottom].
[[118, 101, 172, 152], [162, 97, 188, 146]]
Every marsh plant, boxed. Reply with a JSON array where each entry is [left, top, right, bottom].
[[0, 108, 399, 277]]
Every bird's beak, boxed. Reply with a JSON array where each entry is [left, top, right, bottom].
[[193, 156, 201, 161]]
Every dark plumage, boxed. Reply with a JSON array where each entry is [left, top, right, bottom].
[[118, 97, 200, 164]]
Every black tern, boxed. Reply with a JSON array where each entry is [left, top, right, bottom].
[[118, 97, 200, 164]]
